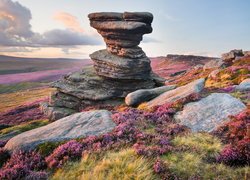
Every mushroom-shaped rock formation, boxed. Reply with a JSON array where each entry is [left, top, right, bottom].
[[44, 12, 160, 121]]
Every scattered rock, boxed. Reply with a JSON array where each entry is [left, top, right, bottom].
[[125, 85, 176, 106], [221, 49, 244, 64], [203, 58, 225, 70], [170, 70, 186, 77], [236, 78, 250, 91], [174, 93, 246, 132], [146, 78, 205, 108], [243, 51, 250, 56], [4, 110, 115, 151]]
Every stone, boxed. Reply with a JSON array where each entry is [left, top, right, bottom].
[[125, 85, 176, 106], [203, 58, 225, 70], [123, 12, 153, 24], [52, 67, 155, 101], [5, 110, 116, 151], [236, 78, 250, 91], [221, 49, 244, 64], [40, 102, 76, 121], [45, 12, 156, 120], [146, 78, 205, 108], [89, 12, 153, 57], [90, 49, 151, 80], [49, 91, 81, 110], [174, 93, 246, 132], [107, 46, 146, 59]]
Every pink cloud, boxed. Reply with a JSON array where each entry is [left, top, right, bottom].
[[54, 11, 84, 33]]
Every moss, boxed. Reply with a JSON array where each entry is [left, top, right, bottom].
[[0, 119, 49, 136], [52, 149, 157, 180], [36, 141, 66, 157]]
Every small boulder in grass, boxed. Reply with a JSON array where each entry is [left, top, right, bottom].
[[146, 78, 205, 108], [125, 85, 176, 106], [4, 110, 116, 152], [236, 78, 250, 91], [174, 93, 246, 132], [203, 58, 225, 70]]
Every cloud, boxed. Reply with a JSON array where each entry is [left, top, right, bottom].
[[0, 0, 100, 49], [142, 36, 160, 43], [54, 11, 84, 33]]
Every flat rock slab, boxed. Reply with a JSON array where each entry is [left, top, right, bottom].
[[52, 67, 155, 101], [236, 78, 250, 91], [146, 78, 205, 108], [125, 85, 176, 106], [174, 93, 246, 132], [5, 110, 116, 151]]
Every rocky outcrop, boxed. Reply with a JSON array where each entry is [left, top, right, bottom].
[[5, 110, 116, 151], [46, 12, 158, 120], [174, 93, 246, 132], [146, 78, 205, 108], [236, 78, 250, 91], [125, 85, 176, 106], [221, 49, 244, 64]]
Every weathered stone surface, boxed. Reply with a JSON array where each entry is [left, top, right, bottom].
[[221, 49, 244, 63], [88, 12, 123, 21], [40, 102, 76, 121], [236, 78, 250, 91], [243, 51, 250, 56], [90, 49, 151, 80], [203, 58, 225, 70], [52, 67, 155, 101], [151, 72, 166, 86], [125, 85, 176, 106], [107, 46, 146, 59], [146, 78, 205, 108], [174, 93, 246, 132], [49, 91, 81, 110], [89, 12, 153, 57], [123, 12, 153, 24], [5, 110, 116, 151]]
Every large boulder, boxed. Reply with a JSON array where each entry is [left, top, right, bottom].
[[174, 93, 246, 132], [236, 78, 250, 91], [4, 110, 116, 151], [146, 78, 205, 108], [125, 85, 176, 106], [90, 49, 151, 80]]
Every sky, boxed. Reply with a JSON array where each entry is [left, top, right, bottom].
[[0, 0, 250, 58]]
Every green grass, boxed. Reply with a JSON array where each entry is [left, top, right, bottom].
[[52, 149, 157, 180], [161, 133, 250, 179], [0, 82, 48, 94], [0, 88, 54, 113], [0, 119, 49, 136]]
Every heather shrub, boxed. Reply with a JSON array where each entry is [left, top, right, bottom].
[[25, 171, 48, 180], [46, 140, 83, 169], [216, 138, 250, 166], [52, 149, 156, 180], [0, 150, 46, 179], [0, 148, 10, 167]]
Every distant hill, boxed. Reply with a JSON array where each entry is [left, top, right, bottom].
[[0, 55, 92, 75], [151, 54, 217, 78]]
